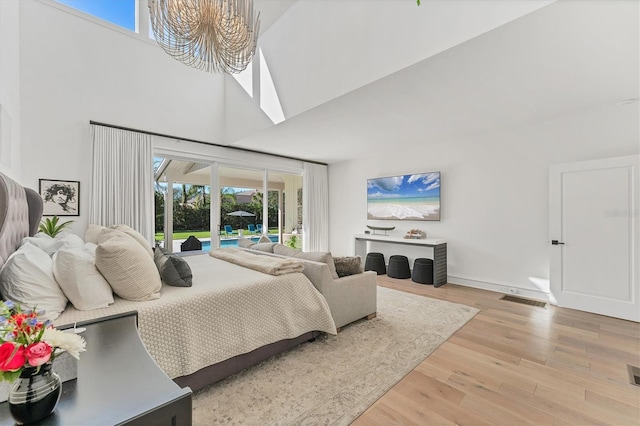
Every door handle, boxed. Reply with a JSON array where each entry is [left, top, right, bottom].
[[551, 240, 565, 245]]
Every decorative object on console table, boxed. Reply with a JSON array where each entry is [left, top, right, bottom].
[[404, 229, 426, 239], [39, 179, 80, 216], [366, 225, 395, 236]]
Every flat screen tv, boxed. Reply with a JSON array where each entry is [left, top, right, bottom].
[[367, 172, 440, 221]]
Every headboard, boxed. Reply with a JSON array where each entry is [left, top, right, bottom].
[[0, 172, 43, 268]]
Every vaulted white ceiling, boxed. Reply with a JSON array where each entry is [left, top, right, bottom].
[[225, 0, 638, 164]]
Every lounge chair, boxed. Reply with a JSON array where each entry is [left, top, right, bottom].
[[223, 225, 234, 237], [247, 224, 257, 234], [256, 224, 263, 234]]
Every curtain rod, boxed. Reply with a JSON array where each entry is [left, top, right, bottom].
[[89, 120, 328, 166]]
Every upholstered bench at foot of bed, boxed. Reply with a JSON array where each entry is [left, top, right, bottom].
[[236, 247, 378, 330]]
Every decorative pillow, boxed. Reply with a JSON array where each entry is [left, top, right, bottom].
[[333, 256, 363, 277], [237, 237, 255, 249], [294, 251, 339, 279], [153, 248, 193, 287], [258, 235, 271, 243], [85, 224, 107, 244], [21, 233, 55, 252], [250, 242, 276, 253], [108, 224, 153, 258], [0, 244, 68, 320], [95, 229, 161, 301], [44, 233, 85, 257], [53, 248, 114, 310], [273, 244, 301, 257], [83, 242, 97, 256]]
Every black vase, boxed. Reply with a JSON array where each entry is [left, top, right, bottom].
[[9, 363, 62, 425]]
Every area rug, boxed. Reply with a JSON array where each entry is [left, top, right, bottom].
[[192, 286, 479, 425]]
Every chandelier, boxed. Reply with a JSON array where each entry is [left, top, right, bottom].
[[148, 0, 260, 74]]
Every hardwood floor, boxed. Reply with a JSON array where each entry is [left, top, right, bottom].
[[353, 276, 640, 425]]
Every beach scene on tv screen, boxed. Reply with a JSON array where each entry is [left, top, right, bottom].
[[367, 172, 440, 221]]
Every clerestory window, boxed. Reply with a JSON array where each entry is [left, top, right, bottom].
[[55, 0, 136, 32]]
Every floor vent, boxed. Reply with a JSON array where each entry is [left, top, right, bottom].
[[500, 295, 547, 308], [628, 365, 640, 387]]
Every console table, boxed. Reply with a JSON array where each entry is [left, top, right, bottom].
[[354, 234, 448, 287], [0, 312, 192, 425]]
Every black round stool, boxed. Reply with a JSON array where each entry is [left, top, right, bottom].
[[412, 258, 434, 284], [364, 252, 386, 275], [388, 255, 411, 279]]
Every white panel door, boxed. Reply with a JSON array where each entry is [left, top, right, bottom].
[[549, 155, 639, 322]]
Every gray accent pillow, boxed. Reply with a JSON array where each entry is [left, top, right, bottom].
[[153, 247, 192, 287], [237, 237, 255, 248], [250, 242, 277, 252], [333, 256, 363, 277]]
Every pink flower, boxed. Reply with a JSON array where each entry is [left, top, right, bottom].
[[0, 342, 25, 371], [25, 342, 52, 367]]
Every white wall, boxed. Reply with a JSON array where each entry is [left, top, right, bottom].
[[18, 1, 225, 235], [0, 0, 21, 180], [256, 0, 554, 120], [328, 102, 639, 298]]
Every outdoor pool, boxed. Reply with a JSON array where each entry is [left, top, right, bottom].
[[202, 234, 279, 250]]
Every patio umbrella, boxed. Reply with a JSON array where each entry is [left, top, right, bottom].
[[226, 210, 256, 218], [226, 210, 256, 227]]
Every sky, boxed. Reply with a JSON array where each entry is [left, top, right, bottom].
[[56, 0, 135, 31], [367, 172, 440, 199]]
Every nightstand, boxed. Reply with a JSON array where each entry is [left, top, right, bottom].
[[0, 312, 192, 425]]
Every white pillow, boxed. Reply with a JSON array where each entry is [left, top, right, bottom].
[[83, 242, 97, 256], [21, 233, 55, 252], [107, 225, 153, 258], [45, 233, 85, 257], [0, 244, 68, 320], [96, 229, 161, 301], [53, 248, 114, 310], [85, 224, 107, 244]]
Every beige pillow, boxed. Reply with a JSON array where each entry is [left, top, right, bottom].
[[258, 235, 271, 243], [85, 224, 107, 244], [108, 224, 153, 258], [295, 251, 339, 280], [96, 229, 161, 301], [273, 244, 301, 257], [250, 242, 276, 252], [237, 237, 255, 249]]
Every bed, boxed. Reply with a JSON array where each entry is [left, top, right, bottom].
[[0, 172, 336, 391]]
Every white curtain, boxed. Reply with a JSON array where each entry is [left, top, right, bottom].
[[90, 125, 154, 244], [302, 162, 329, 252]]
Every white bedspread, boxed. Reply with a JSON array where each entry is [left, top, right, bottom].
[[54, 254, 336, 379]]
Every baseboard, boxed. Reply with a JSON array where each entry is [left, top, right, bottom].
[[447, 275, 550, 302]]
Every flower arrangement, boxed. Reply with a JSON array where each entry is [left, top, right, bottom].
[[0, 300, 86, 382]]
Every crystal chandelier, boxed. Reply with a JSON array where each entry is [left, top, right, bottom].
[[148, 0, 260, 74]]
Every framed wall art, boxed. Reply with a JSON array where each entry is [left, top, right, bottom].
[[367, 172, 440, 221], [39, 179, 80, 216]]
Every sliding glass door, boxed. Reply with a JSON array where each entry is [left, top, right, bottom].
[[154, 156, 304, 252]]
